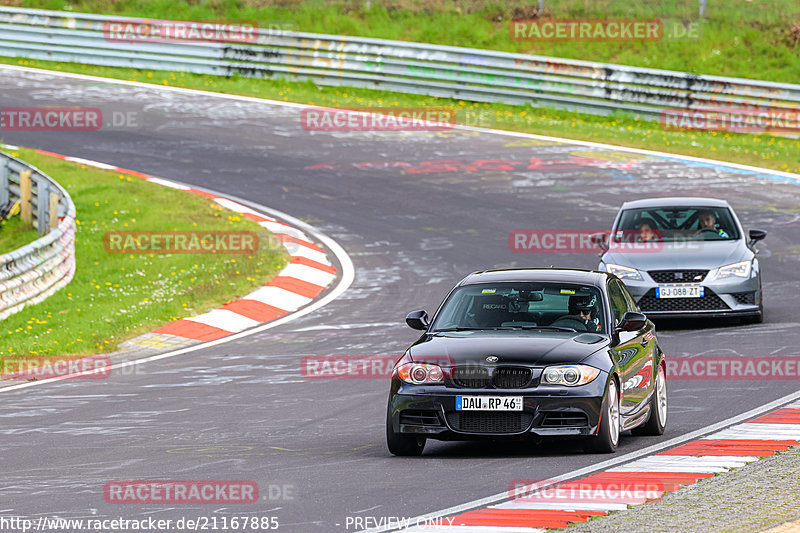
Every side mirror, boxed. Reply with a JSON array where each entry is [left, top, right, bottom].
[[616, 311, 647, 332], [749, 229, 767, 244], [591, 232, 609, 252], [405, 310, 429, 331]]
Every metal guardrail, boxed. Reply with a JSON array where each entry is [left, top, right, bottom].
[[1, 6, 799, 127], [0, 151, 76, 321], [2, 6, 800, 124]]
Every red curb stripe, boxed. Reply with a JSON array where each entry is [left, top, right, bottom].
[[220, 300, 288, 322], [693, 439, 800, 446], [278, 234, 323, 252], [459, 509, 605, 519], [266, 276, 325, 299], [290, 256, 337, 275], [33, 148, 70, 159], [583, 472, 714, 482], [153, 319, 231, 341], [453, 518, 573, 528]]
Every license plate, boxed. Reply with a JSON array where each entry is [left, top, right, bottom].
[[456, 396, 523, 411], [655, 285, 704, 298]]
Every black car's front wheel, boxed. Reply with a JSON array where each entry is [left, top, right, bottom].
[[386, 404, 426, 456], [586, 378, 620, 454]]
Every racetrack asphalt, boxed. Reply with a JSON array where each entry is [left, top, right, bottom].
[[1, 67, 799, 532]]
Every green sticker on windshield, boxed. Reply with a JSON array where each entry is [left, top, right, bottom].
[[481, 289, 496, 294], [560, 289, 576, 295]]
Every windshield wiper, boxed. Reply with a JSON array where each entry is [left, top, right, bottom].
[[433, 326, 517, 332], [513, 325, 578, 332]]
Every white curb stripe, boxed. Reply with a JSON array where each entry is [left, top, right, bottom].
[[64, 156, 117, 169], [144, 176, 191, 190], [259, 220, 309, 241], [608, 465, 730, 473], [243, 286, 312, 311], [183, 309, 260, 332], [626, 456, 758, 466], [279, 263, 336, 287], [283, 242, 331, 264], [494, 501, 633, 511]]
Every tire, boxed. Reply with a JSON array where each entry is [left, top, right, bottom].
[[586, 379, 620, 454], [386, 404, 426, 456], [631, 364, 667, 436]]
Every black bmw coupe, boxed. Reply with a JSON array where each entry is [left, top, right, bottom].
[[386, 268, 667, 456]]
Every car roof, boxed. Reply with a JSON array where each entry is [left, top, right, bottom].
[[458, 268, 609, 287], [620, 197, 732, 209]]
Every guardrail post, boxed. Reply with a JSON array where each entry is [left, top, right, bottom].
[[37, 179, 49, 234], [49, 191, 59, 230], [699, 0, 706, 16], [0, 159, 7, 207], [20, 168, 32, 225], [539, 0, 545, 11]]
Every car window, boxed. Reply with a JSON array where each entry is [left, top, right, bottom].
[[619, 282, 639, 312], [607, 280, 629, 325], [614, 206, 740, 241], [431, 282, 606, 333]]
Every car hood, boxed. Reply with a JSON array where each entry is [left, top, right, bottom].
[[603, 240, 751, 271], [408, 331, 608, 366]]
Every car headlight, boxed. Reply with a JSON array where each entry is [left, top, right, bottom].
[[541, 365, 600, 386], [713, 261, 752, 280], [605, 263, 644, 281], [396, 362, 444, 384]]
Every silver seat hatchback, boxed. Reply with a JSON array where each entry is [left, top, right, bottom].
[[596, 197, 766, 323]]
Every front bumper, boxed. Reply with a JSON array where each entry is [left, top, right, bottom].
[[621, 272, 761, 319], [388, 376, 608, 440]]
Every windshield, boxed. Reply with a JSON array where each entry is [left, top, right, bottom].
[[431, 283, 606, 333], [614, 206, 740, 242]]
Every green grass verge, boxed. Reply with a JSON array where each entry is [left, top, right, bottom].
[[0, 146, 288, 359], [10, 0, 800, 82], [2, 57, 798, 175], [0, 214, 40, 254]]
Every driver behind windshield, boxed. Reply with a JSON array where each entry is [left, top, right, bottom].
[[697, 209, 729, 238], [569, 295, 602, 332]]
